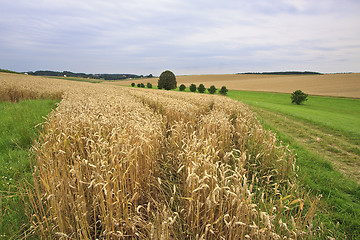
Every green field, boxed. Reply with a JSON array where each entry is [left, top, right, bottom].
[[0, 99, 59, 238], [227, 90, 360, 239], [227, 91, 360, 141]]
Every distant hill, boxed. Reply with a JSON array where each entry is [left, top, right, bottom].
[[239, 71, 322, 75], [25, 70, 154, 80], [0, 69, 21, 74]]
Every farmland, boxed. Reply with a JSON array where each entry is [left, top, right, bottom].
[[1, 71, 359, 239], [1, 72, 321, 239], [227, 90, 360, 238], [116, 73, 360, 98]]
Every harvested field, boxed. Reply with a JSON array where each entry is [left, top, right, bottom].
[[1, 73, 321, 239], [115, 73, 360, 98]]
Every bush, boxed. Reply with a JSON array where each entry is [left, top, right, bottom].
[[291, 90, 308, 105], [137, 83, 141, 88], [208, 85, 217, 94], [179, 84, 186, 91], [219, 86, 228, 95], [158, 70, 177, 90], [147, 83, 152, 88], [189, 84, 197, 92], [131, 83, 135, 87], [198, 84, 205, 93], [140, 83, 145, 88]]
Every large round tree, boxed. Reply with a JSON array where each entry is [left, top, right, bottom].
[[158, 70, 177, 90]]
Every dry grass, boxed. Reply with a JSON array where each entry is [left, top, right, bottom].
[[114, 73, 360, 98], [1, 73, 322, 239]]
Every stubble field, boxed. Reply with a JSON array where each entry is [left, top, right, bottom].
[[117, 73, 360, 98]]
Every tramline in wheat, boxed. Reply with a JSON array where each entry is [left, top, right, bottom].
[[0, 73, 320, 239]]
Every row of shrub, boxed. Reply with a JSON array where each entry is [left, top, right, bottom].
[[131, 82, 228, 95], [131, 82, 153, 88], [179, 83, 228, 95]]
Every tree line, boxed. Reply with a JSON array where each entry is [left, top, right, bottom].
[[26, 71, 154, 80], [132, 70, 229, 95]]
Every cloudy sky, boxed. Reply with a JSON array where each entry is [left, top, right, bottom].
[[1, 0, 359, 75]]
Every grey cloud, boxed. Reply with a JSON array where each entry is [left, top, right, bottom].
[[0, 0, 359, 74]]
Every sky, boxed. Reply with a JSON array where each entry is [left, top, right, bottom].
[[1, 0, 360, 75]]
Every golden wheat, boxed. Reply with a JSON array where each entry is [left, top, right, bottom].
[[1, 74, 321, 239]]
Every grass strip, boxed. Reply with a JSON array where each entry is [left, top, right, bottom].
[[0, 99, 59, 238], [254, 107, 360, 239]]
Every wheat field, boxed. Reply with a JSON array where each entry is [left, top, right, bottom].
[[1, 73, 321, 239], [115, 73, 360, 98]]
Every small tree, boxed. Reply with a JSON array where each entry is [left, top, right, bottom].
[[140, 83, 145, 88], [147, 83, 152, 88], [158, 70, 177, 90], [179, 84, 186, 91], [137, 83, 141, 87], [291, 90, 308, 105], [131, 83, 135, 87], [189, 84, 197, 92], [219, 86, 228, 95], [208, 85, 217, 94], [198, 84, 205, 93]]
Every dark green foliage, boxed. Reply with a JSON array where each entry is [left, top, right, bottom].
[[291, 90, 308, 105], [131, 83, 135, 87], [219, 86, 228, 95], [208, 85, 217, 94], [157, 85, 162, 89], [140, 83, 145, 88], [137, 83, 141, 87], [198, 84, 205, 93], [179, 84, 186, 91], [189, 84, 197, 92], [147, 83, 152, 88], [158, 70, 177, 90]]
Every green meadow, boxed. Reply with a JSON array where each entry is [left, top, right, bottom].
[[227, 91, 360, 141]]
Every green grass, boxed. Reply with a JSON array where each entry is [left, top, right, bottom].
[[257, 118, 360, 239], [0, 99, 59, 239], [227, 90, 360, 143], [227, 90, 360, 239]]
